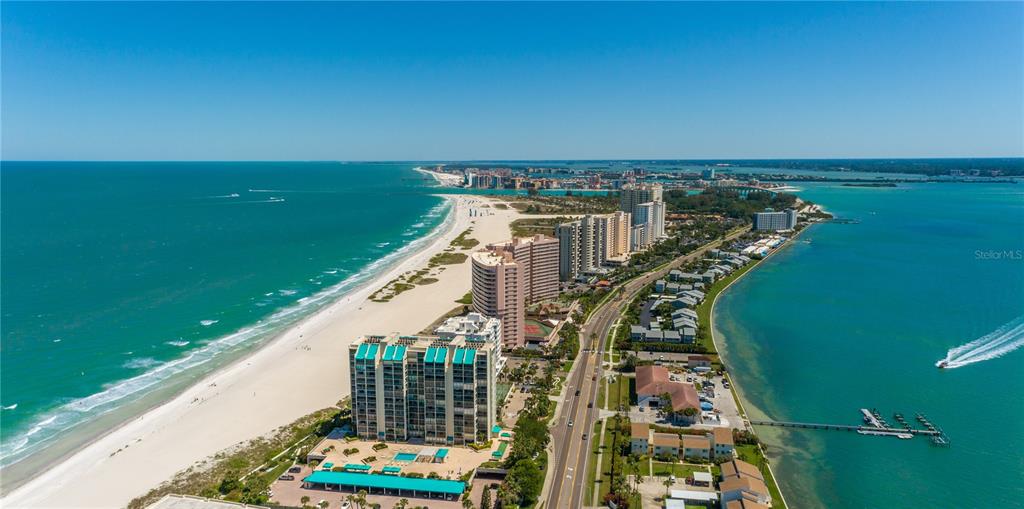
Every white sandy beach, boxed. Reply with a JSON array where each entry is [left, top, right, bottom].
[[1, 194, 524, 508]]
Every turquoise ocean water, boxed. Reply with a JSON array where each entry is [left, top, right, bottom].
[[0, 162, 450, 472], [715, 182, 1024, 508]]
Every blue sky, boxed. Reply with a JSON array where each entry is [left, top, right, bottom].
[[2, 2, 1021, 160]]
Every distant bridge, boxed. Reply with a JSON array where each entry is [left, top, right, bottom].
[[716, 185, 782, 197]]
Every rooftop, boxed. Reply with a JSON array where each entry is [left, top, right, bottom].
[[721, 459, 764, 482], [713, 427, 734, 446], [635, 365, 701, 412], [631, 422, 650, 440], [303, 471, 466, 495]]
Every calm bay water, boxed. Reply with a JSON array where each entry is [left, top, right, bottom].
[[716, 182, 1024, 507], [0, 162, 447, 469]]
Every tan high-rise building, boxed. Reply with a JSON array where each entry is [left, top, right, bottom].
[[471, 235, 560, 348], [471, 250, 525, 349], [597, 211, 632, 261], [496, 235, 560, 304]]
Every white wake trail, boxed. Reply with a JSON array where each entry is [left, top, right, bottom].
[[937, 316, 1024, 369]]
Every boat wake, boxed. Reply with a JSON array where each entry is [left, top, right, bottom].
[[936, 315, 1024, 369]]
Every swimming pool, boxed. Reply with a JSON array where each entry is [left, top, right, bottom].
[[394, 452, 418, 462]]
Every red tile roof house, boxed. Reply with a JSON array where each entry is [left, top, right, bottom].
[[635, 365, 702, 424]]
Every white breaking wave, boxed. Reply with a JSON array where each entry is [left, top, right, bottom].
[[0, 197, 457, 468], [123, 358, 162, 370], [199, 320, 218, 327], [937, 315, 1024, 369], [2, 404, 16, 411], [165, 340, 190, 347]]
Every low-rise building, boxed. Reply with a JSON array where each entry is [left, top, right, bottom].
[[635, 365, 702, 424], [712, 427, 735, 459], [652, 432, 680, 458], [682, 435, 711, 460], [630, 423, 650, 455]]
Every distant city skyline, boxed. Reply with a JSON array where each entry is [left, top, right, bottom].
[[2, 2, 1022, 161]]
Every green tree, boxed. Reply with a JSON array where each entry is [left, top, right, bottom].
[[480, 488, 492, 509], [506, 459, 544, 506], [393, 499, 409, 509]]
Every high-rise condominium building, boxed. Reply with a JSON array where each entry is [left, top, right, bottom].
[[633, 201, 666, 248], [349, 333, 499, 445], [495, 235, 560, 304], [621, 184, 666, 249], [471, 235, 559, 348], [471, 250, 524, 349], [619, 184, 664, 216], [753, 209, 798, 231], [434, 312, 505, 373], [556, 212, 632, 281]]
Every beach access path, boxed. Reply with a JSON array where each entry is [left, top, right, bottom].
[[2, 194, 523, 509]]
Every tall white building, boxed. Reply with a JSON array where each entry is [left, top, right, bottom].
[[753, 209, 798, 231], [621, 184, 666, 249], [434, 312, 505, 373], [633, 201, 665, 248]]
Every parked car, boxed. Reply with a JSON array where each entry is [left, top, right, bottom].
[[278, 474, 295, 481], [288, 466, 301, 473], [582, 433, 588, 440]]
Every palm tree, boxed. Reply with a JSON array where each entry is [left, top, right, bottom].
[[662, 476, 673, 498], [393, 499, 409, 509], [300, 496, 311, 508], [462, 497, 474, 509]]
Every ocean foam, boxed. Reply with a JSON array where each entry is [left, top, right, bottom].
[[199, 320, 218, 327]]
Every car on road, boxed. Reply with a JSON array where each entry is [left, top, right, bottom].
[[568, 420, 574, 427], [575, 389, 581, 396], [582, 433, 588, 440], [587, 402, 593, 408]]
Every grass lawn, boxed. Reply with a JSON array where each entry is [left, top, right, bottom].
[[638, 457, 651, 476], [585, 420, 603, 504], [597, 424, 618, 502], [651, 462, 704, 478], [605, 375, 633, 411]]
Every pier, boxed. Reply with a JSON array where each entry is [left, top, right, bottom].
[[749, 408, 950, 446]]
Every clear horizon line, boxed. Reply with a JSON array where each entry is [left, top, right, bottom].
[[3, 156, 1023, 164]]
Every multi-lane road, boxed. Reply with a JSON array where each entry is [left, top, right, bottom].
[[543, 227, 750, 509]]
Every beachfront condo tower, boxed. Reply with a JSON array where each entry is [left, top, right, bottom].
[[348, 333, 500, 445], [753, 208, 799, 231], [471, 249, 525, 349], [492, 235, 560, 303], [471, 235, 559, 348]]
